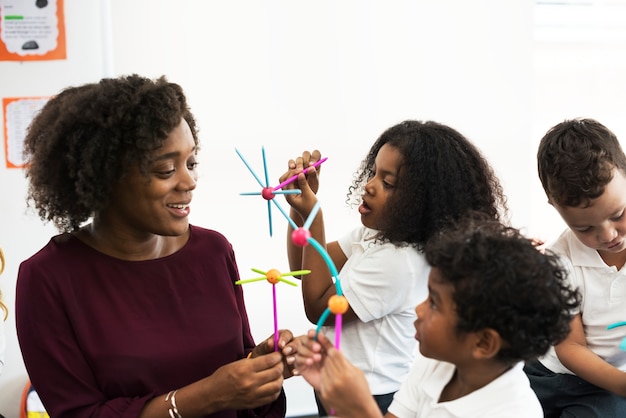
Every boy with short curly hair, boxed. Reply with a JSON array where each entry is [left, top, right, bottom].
[[524, 118, 626, 417], [294, 218, 578, 418]]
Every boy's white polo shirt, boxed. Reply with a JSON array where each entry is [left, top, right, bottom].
[[540, 228, 626, 374], [388, 353, 542, 417]]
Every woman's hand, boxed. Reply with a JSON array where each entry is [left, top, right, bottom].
[[196, 330, 296, 413], [201, 352, 285, 412], [250, 329, 297, 378]]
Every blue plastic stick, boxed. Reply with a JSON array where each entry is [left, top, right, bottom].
[[272, 199, 299, 230], [262, 147, 270, 188], [235, 148, 265, 187], [315, 308, 331, 338], [303, 201, 321, 230], [307, 237, 339, 277]]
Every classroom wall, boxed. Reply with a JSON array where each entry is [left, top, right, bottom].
[[2, 1, 624, 417]]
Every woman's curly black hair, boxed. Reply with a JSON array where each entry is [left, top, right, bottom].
[[425, 216, 581, 364], [347, 120, 507, 249], [537, 118, 626, 208], [23, 74, 199, 233]]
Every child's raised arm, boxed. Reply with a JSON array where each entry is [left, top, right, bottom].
[[279, 151, 352, 323], [279, 150, 323, 274]]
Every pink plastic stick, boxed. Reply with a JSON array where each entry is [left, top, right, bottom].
[[273, 157, 328, 191], [273, 284, 279, 351], [335, 314, 342, 349]]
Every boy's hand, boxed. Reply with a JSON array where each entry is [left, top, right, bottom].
[[315, 333, 371, 414], [293, 330, 325, 389]]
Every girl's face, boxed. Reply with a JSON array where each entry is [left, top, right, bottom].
[[414, 268, 474, 363], [359, 143, 401, 230], [105, 118, 198, 238], [552, 168, 626, 264]]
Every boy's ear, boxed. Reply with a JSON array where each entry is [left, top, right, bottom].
[[472, 328, 502, 360]]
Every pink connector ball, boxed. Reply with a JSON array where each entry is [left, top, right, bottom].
[[292, 227, 311, 247], [261, 187, 275, 200]]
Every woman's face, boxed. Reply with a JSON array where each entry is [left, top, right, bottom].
[[104, 118, 198, 238]]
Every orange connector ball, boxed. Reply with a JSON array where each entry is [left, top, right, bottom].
[[266, 269, 281, 284], [328, 295, 349, 314]]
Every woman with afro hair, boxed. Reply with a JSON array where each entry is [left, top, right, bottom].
[[15, 74, 298, 418], [279, 120, 508, 415]]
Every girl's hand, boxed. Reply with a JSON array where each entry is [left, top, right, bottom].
[[288, 150, 322, 195], [279, 151, 322, 218]]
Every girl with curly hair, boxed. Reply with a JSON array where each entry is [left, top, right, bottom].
[[15, 74, 299, 418], [279, 120, 507, 415]]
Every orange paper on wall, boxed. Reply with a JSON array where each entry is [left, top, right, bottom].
[[3, 97, 49, 168], [0, 0, 66, 61]]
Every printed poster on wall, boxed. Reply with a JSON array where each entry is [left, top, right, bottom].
[[0, 0, 65, 61], [3, 97, 49, 168]]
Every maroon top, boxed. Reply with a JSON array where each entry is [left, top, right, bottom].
[[16, 225, 285, 418]]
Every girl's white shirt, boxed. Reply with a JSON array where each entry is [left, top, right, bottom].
[[324, 226, 429, 394]]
